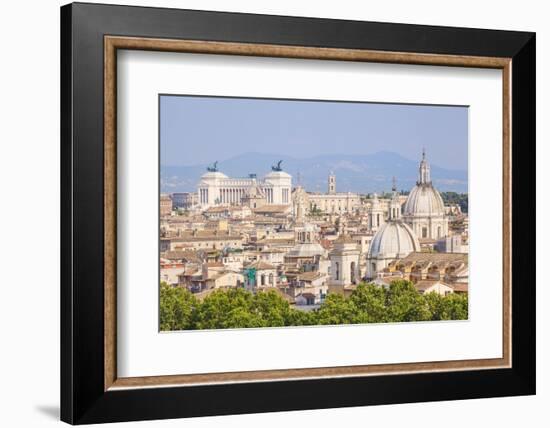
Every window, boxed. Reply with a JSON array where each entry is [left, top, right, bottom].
[[422, 227, 428, 238], [335, 262, 339, 280]]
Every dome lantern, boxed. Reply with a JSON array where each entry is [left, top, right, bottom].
[[418, 147, 431, 185]]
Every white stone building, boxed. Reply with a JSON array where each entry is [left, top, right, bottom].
[[197, 164, 292, 209], [290, 173, 361, 215], [308, 192, 362, 214]]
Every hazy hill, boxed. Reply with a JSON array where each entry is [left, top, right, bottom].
[[161, 151, 467, 194]]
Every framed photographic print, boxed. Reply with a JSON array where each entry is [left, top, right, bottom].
[[60, 2, 535, 424]]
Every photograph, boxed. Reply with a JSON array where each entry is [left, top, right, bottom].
[[159, 95, 469, 331]]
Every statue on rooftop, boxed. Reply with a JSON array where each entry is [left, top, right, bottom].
[[271, 160, 283, 171], [207, 161, 218, 172]]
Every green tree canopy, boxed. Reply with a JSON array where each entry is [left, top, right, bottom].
[[159, 282, 199, 331], [385, 280, 432, 322], [160, 279, 468, 331]]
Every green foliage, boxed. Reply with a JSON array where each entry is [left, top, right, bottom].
[[308, 204, 324, 217], [159, 282, 199, 331], [285, 308, 318, 326], [385, 280, 431, 322], [316, 293, 356, 325], [440, 191, 468, 213], [424, 292, 468, 320], [348, 283, 388, 323], [252, 290, 293, 327], [159, 280, 468, 331], [195, 288, 256, 329]]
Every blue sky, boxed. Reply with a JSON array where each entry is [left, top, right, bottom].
[[160, 95, 468, 170]]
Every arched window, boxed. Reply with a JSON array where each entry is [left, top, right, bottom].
[[261, 274, 265, 286], [437, 226, 442, 238], [269, 273, 274, 285], [335, 262, 340, 280], [350, 262, 356, 284]]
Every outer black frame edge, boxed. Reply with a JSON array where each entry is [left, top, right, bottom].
[[60, 2, 536, 425], [60, 3, 74, 425]]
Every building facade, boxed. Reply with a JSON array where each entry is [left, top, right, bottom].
[[171, 192, 198, 209], [198, 166, 292, 209], [308, 192, 361, 214], [160, 193, 173, 217], [328, 234, 361, 287]]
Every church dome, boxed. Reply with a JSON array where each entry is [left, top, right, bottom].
[[287, 242, 326, 258], [403, 149, 445, 217], [403, 184, 445, 216], [368, 221, 420, 259]]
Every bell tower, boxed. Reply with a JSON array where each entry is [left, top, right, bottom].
[[328, 172, 336, 194], [388, 177, 402, 221], [368, 193, 385, 232]]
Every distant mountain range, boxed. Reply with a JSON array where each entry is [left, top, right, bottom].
[[161, 151, 468, 194]]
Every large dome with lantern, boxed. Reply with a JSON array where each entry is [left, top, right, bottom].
[[403, 149, 445, 217]]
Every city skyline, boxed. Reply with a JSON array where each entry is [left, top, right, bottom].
[[161, 150, 468, 194]]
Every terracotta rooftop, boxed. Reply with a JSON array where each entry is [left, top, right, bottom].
[[253, 205, 290, 213], [162, 230, 243, 242], [162, 250, 200, 262], [395, 252, 468, 265], [414, 279, 454, 291], [205, 262, 224, 268], [451, 283, 469, 292], [376, 276, 404, 285], [333, 234, 356, 244], [257, 287, 295, 303], [245, 260, 276, 270], [297, 271, 326, 282]]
